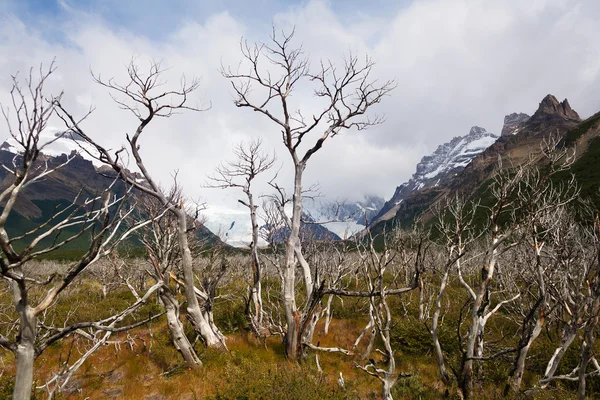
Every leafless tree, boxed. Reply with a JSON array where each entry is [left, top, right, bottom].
[[429, 195, 477, 384], [458, 139, 579, 398], [0, 64, 162, 400], [206, 139, 275, 334], [572, 213, 600, 400], [223, 28, 395, 359], [136, 194, 203, 368], [55, 60, 227, 349], [503, 161, 579, 394], [457, 159, 529, 399], [526, 210, 592, 394], [37, 263, 163, 398], [314, 240, 355, 336], [523, 209, 600, 399], [353, 229, 413, 400]]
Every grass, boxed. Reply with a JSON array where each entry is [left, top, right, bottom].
[[555, 136, 600, 207], [0, 271, 597, 399], [561, 112, 600, 147]]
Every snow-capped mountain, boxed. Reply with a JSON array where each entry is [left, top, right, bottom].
[[3, 127, 106, 168], [303, 195, 385, 239], [202, 195, 385, 246], [373, 126, 499, 223]]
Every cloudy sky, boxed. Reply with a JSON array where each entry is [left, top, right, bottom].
[[1, 0, 600, 238]]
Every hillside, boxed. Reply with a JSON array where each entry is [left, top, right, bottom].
[[371, 126, 499, 228], [0, 143, 220, 256], [371, 94, 595, 232]]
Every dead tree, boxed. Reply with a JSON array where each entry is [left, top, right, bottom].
[[206, 139, 274, 334], [0, 64, 161, 400], [316, 240, 355, 336], [136, 194, 203, 368], [529, 213, 600, 398], [527, 210, 592, 392], [56, 60, 226, 349], [459, 140, 579, 398], [354, 229, 412, 400], [458, 160, 528, 399], [223, 28, 395, 359], [37, 266, 163, 398], [504, 162, 579, 394], [431, 195, 477, 384], [576, 214, 600, 400]]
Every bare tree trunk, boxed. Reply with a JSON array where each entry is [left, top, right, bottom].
[[283, 259, 299, 358], [578, 332, 594, 400], [382, 379, 394, 400], [13, 282, 36, 400], [508, 314, 543, 394], [323, 295, 334, 335], [176, 209, 224, 348], [355, 304, 376, 360], [462, 287, 489, 397], [418, 275, 425, 321], [160, 288, 202, 368], [461, 242, 498, 399], [431, 269, 451, 384], [578, 299, 599, 400], [14, 338, 35, 400], [302, 303, 322, 348], [248, 191, 264, 332], [283, 165, 304, 359], [540, 326, 577, 388], [475, 316, 487, 359], [462, 295, 486, 398]]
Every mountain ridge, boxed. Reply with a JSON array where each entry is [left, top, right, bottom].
[[370, 94, 591, 233], [372, 125, 499, 226]]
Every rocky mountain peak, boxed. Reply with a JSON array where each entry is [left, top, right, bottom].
[[0, 141, 13, 151], [501, 113, 530, 136], [469, 126, 487, 136], [532, 94, 581, 122], [372, 126, 498, 225]]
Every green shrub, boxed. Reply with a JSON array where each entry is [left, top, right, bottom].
[[208, 356, 359, 400], [213, 300, 248, 335], [391, 319, 433, 356]]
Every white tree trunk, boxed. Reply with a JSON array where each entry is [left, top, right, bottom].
[[509, 317, 543, 393], [323, 295, 333, 335], [283, 165, 304, 359], [160, 288, 202, 367], [13, 281, 36, 400], [382, 379, 394, 400], [431, 269, 450, 383], [176, 209, 225, 348], [302, 303, 322, 347], [248, 191, 264, 332], [540, 327, 577, 388], [462, 242, 498, 399]]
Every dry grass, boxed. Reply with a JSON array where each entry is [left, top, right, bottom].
[[0, 264, 595, 399]]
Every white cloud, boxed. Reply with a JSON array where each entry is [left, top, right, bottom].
[[1, 0, 600, 242]]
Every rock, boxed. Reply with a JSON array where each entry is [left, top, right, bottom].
[[531, 94, 581, 122], [105, 368, 125, 384], [372, 125, 498, 224], [501, 113, 530, 136], [145, 394, 166, 400], [60, 378, 83, 395], [103, 387, 123, 398]]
